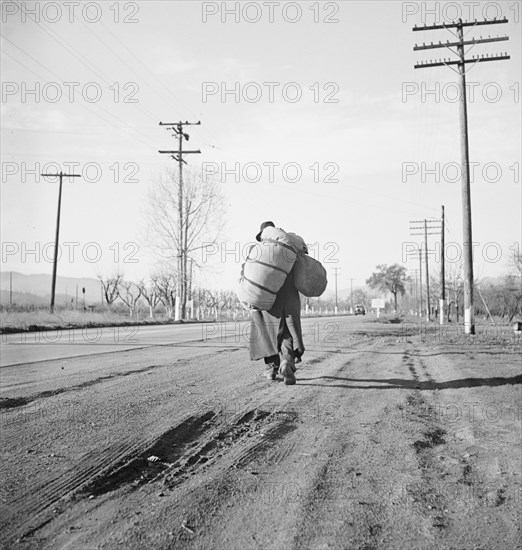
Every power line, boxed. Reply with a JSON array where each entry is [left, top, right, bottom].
[[332, 267, 341, 314], [1, 34, 160, 151], [32, 19, 162, 124], [413, 17, 510, 335], [440, 205, 446, 326], [78, 18, 194, 131], [409, 217, 442, 322], [158, 120, 201, 320], [40, 171, 81, 313], [95, 18, 221, 149]]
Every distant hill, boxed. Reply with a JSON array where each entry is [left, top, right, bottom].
[[0, 272, 103, 306], [0, 290, 49, 307]]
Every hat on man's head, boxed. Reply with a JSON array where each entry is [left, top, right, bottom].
[[256, 221, 275, 242]]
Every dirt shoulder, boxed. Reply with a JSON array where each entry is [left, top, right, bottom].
[[1, 317, 520, 549]]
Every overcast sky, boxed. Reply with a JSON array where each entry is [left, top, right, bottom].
[[1, 0, 521, 292]]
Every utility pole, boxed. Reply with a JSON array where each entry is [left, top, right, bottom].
[[440, 205, 445, 325], [411, 259, 424, 318], [419, 256, 422, 318], [413, 18, 510, 334], [332, 268, 341, 314], [424, 220, 430, 321], [41, 171, 81, 314], [410, 219, 441, 321], [9, 271, 12, 306], [159, 121, 201, 321], [412, 268, 419, 315], [188, 257, 194, 319], [349, 278, 355, 314]]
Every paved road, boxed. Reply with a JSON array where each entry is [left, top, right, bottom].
[[0, 316, 340, 367], [1, 323, 213, 367]]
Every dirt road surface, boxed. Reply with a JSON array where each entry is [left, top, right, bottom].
[[1, 316, 521, 549]]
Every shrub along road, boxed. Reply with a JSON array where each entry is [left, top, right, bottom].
[[0, 316, 520, 549]]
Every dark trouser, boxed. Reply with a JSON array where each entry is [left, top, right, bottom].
[[264, 323, 295, 367]]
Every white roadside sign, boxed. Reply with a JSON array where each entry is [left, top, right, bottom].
[[371, 298, 385, 318]]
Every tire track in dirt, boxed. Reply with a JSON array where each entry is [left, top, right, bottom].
[[397, 344, 520, 547], [10, 406, 300, 546], [289, 346, 454, 549], [407, 344, 521, 548], [399, 348, 453, 534], [24, 347, 350, 550], [158, 408, 297, 489], [287, 345, 421, 550], [2, 342, 303, 547], [82, 411, 218, 497], [2, 440, 141, 545], [5, 418, 205, 545]]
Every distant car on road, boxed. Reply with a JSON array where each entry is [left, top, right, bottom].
[[354, 305, 366, 315]]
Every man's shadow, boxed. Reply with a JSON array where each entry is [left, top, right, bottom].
[[297, 374, 522, 390]]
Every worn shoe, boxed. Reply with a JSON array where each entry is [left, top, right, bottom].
[[264, 364, 278, 381], [279, 360, 296, 385]]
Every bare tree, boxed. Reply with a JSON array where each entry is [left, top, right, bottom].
[[118, 281, 142, 317], [153, 272, 177, 319], [217, 290, 239, 319], [206, 289, 221, 319], [500, 275, 522, 322], [145, 169, 226, 320], [429, 275, 441, 318], [98, 274, 122, 310], [446, 263, 463, 322], [139, 279, 162, 319]]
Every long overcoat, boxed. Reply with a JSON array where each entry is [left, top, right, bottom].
[[249, 268, 305, 361]]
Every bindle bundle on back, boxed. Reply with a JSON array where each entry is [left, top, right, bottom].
[[236, 226, 305, 310], [236, 226, 326, 311]]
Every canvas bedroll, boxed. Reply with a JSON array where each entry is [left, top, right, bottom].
[[236, 228, 304, 311]]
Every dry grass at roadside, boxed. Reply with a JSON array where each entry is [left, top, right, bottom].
[[0, 310, 173, 334]]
